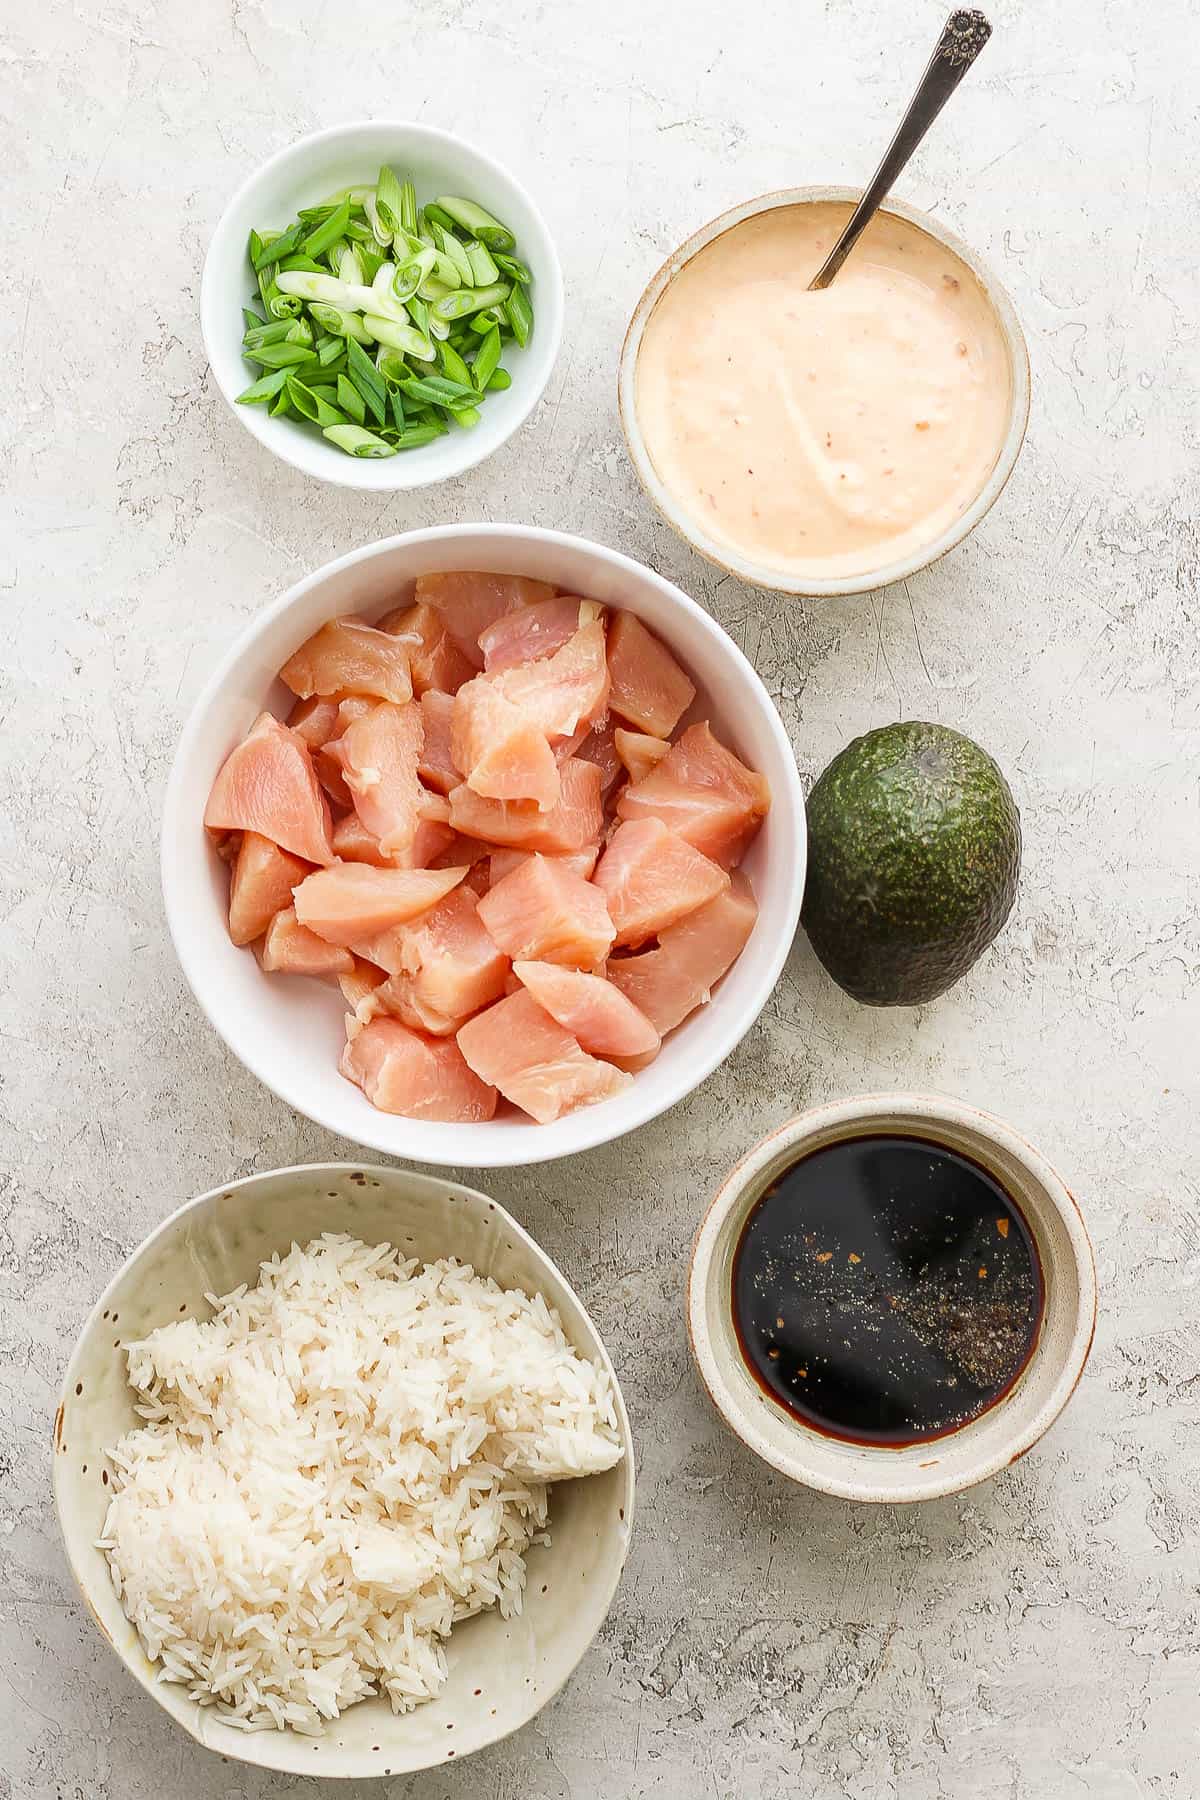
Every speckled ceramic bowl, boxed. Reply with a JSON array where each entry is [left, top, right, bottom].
[[688, 1095, 1096, 1503], [619, 186, 1031, 598], [53, 1162, 635, 1778]]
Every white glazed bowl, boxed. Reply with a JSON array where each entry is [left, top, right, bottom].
[[200, 121, 563, 490], [161, 524, 806, 1166], [619, 186, 1031, 598], [688, 1095, 1097, 1503], [53, 1161, 635, 1779]]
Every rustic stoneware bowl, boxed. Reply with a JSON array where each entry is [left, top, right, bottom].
[[53, 1162, 635, 1778], [161, 522, 805, 1167], [618, 185, 1031, 598], [688, 1095, 1096, 1503]]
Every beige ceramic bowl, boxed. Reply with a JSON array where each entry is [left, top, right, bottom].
[[688, 1095, 1096, 1503], [52, 1163, 635, 1779], [618, 186, 1031, 598]]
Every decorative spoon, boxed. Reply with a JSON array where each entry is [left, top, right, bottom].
[[808, 8, 992, 291]]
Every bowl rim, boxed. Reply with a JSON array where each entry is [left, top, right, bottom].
[[200, 118, 564, 492], [686, 1093, 1098, 1503], [160, 522, 806, 1167], [618, 184, 1032, 599], [52, 1159, 637, 1775]]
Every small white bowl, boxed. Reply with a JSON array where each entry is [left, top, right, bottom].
[[619, 186, 1031, 598], [688, 1095, 1096, 1503], [53, 1161, 635, 1779], [201, 121, 564, 490], [161, 523, 806, 1167]]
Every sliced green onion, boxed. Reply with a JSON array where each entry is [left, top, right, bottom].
[[418, 275, 455, 305], [493, 251, 532, 286], [486, 367, 512, 391], [399, 178, 418, 239], [392, 423, 445, 448], [346, 336, 389, 425], [337, 242, 366, 287], [242, 305, 266, 331], [364, 313, 435, 360], [323, 423, 397, 457], [465, 239, 500, 286], [375, 346, 410, 386], [269, 384, 294, 417], [390, 386, 406, 430], [449, 404, 481, 429], [422, 202, 458, 235], [308, 302, 375, 344], [399, 373, 479, 411], [356, 240, 387, 285], [390, 244, 437, 303], [244, 340, 323, 370], [438, 339, 474, 389], [503, 283, 533, 347], [429, 315, 451, 342], [468, 307, 505, 334], [432, 281, 511, 322], [435, 224, 475, 287], [242, 317, 306, 350], [278, 254, 331, 275], [275, 269, 374, 309], [375, 165, 405, 236], [251, 221, 305, 270], [363, 190, 391, 246], [317, 335, 347, 368], [435, 195, 515, 253], [336, 374, 367, 426], [368, 263, 411, 323], [300, 195, 352, 260], [471, 324, 502, 392], [236, 368, 290, 406], [286, 377, 346, 426]]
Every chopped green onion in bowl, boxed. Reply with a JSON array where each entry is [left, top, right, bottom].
[[236, 165, 535, 457]]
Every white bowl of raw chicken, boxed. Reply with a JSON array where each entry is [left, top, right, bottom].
[[162, 524, 806, 1166]]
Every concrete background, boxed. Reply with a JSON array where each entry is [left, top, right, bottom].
[[3, 0, 1197, 1794]]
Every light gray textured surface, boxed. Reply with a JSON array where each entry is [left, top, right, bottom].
[[3, 1, 1197, 1795]]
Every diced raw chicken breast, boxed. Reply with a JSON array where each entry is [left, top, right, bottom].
[[327, 700, 431, 858], [416, 690, 461, 795], [614, 727, 671, 785], [387, 817, 458, 871], [376, 601, 476, 695], [331, 811, 455, 870], [414, 572, 558, 666], [363, 887, 510, 1036], [478, 854, 615, 967], [213, 830, 241, 865], [286, 695, 342, 748], [607, 611, 696, 737], [512, 961, 660, 1058], [574, 717, 623, 796], [488, 845, 599, 884], [452, 620, 609, 809], [616, 721, 771, 868], [279, 618, 413, 704], [592, 817, 729, 947], [227, 831, 311, 947], [456, 991, 630, 1124], [204, 711, 334, 866], [293, 863, 468, 946], [448, 757, 604, 853], [341, 1017, 498, 1122], [479, 597, 604, 671], [331, 812, 391, 866], [607, 873, 758, 1033], [339, 957, 388, 1010], [259, 907, 353, 978]]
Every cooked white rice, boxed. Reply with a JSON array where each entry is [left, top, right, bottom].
[[99, 1234, 624, 1732]]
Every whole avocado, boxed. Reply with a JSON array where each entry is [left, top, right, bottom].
[[802, 721, 1021, 1007]]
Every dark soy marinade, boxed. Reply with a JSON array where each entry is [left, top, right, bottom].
[[732, 1135, 1043, 1445]]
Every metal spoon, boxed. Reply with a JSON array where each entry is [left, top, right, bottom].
[[808, 9, 992, 291]]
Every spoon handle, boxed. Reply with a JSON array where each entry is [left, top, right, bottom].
[[807, 9, 992, 291]]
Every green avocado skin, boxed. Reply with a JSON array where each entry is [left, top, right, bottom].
[[801, 721, 1021, 1007]]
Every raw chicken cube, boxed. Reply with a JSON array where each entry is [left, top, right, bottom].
[[448, 757, 604, 853], [574, 717, 623, 796], [286, 695, 342, 748], [456, 991, 630, 1124], [293, 864, 469, 945], [512, 961, 660, 1058], [607, 873, 758, 1033], [327, 700, 432, 858], [479, 597, 604, 671], [478, 853, 615, 967], [592, 817, 729, 947], [259, 907, 353, 978], [452, 619, 609, 809], [227, 831, 311, 946], [607, 612, 696, 737], [417, 690, 461, 795], [279, 618, 413, 704], [488, 845, 599, 884], [204, 711, 334, 866], [415, 572, 558, 666], [616, 722, 770, 868], [331, 811, 455, 871], [376, 601, 476, 695], [339, 957, 388, 1010], [614, 727, 671, 785], [361, 887, 510, 1036], [341, 1017, 498, 1122]]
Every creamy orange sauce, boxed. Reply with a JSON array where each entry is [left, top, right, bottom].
[[635, 202, 1013, 581]]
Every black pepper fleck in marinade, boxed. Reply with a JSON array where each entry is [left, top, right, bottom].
[[732, 1134, 1043, 1445]]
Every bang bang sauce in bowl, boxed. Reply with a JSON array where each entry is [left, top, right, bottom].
[[620, 189, 1029, 597]]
